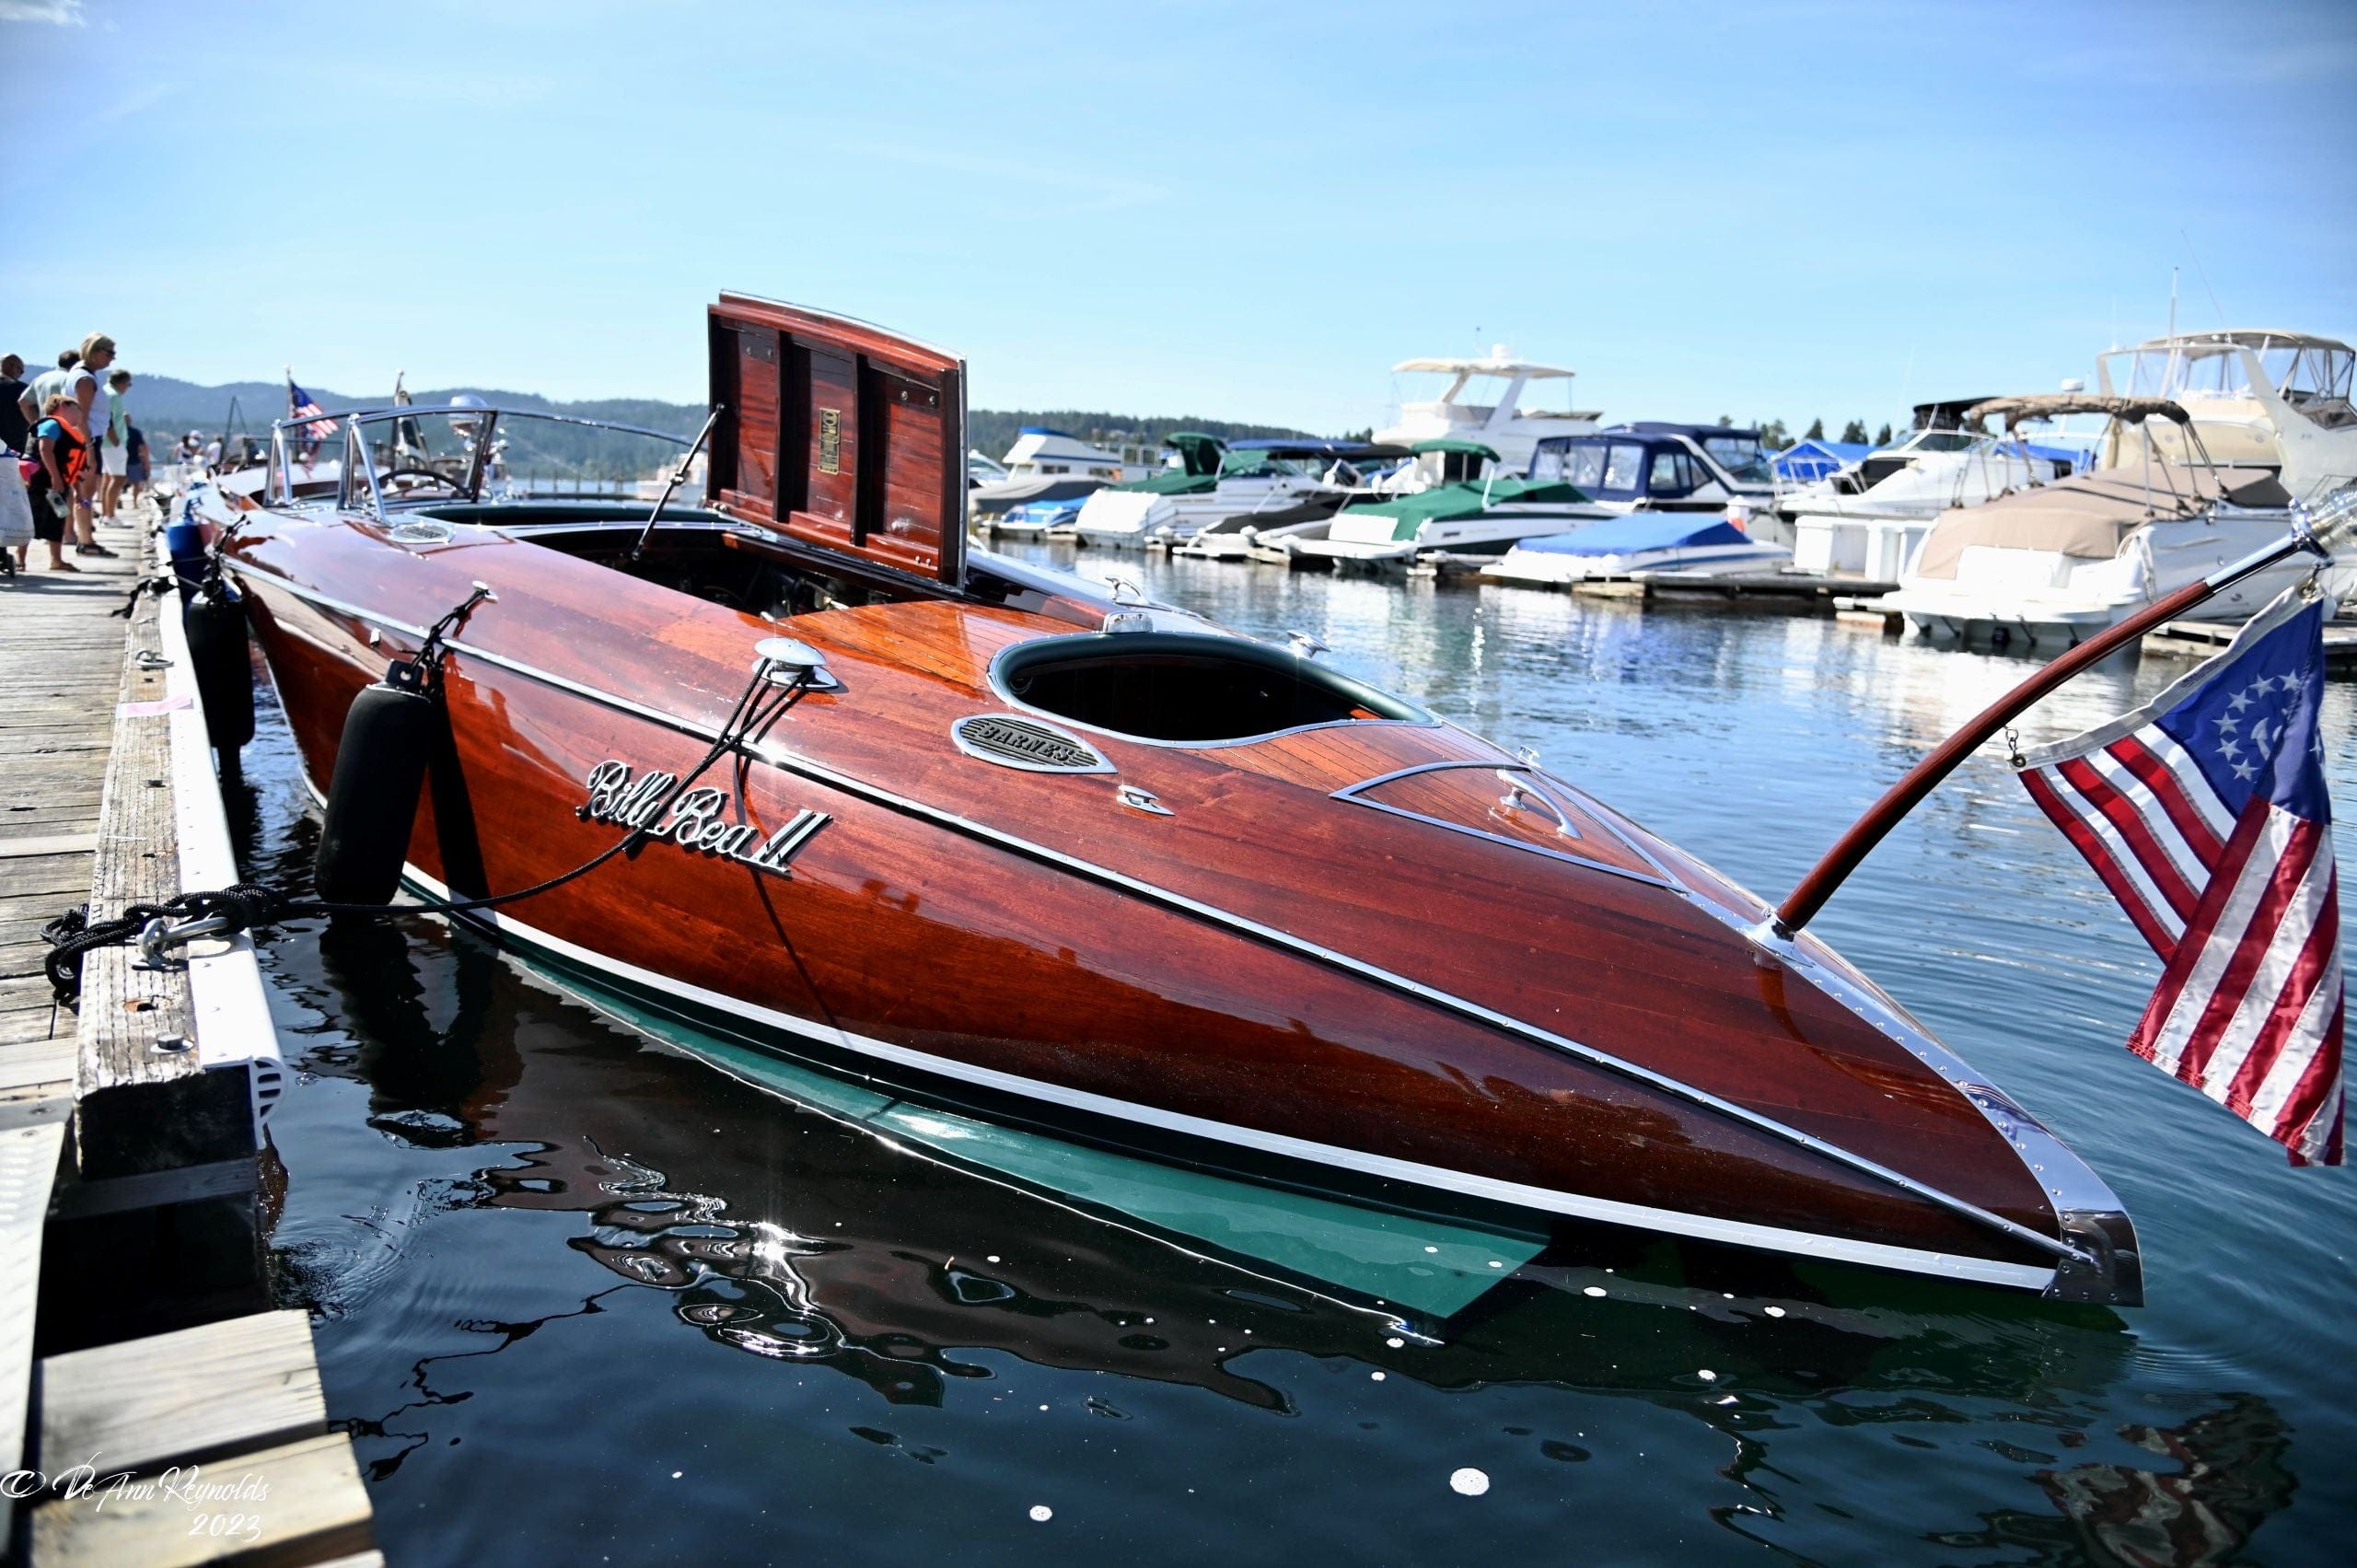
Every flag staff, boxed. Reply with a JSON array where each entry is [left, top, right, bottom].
[[1773, 487, 2357, 938]]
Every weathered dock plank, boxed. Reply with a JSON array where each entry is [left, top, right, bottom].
[[38, 1309, 326, 1478], [74, 583, 206, 1132], [0, 1120, 65, 1551], [0, 532, 137, 1081], [29, 1431, 375, 1568], [2144, 615, 2357, 666]]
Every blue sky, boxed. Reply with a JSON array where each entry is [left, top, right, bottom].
[[3, 0, 2351, 438]]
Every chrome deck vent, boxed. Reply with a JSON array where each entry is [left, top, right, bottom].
[[951, 714, 1114, 773], [388, 519, 455, 546]]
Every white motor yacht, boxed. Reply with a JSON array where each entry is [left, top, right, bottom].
[[1529, 424, 1782, 533], [1781, 426, 2071, 579], [970, 426, 1138, 517], [1291, 439, 1611, 572], [2096, 330, 2357, 502], [1378, 348, 1601, 474], [1873, 395, 2304, 646], [1163, 442, 1413, 559], [1064, 432, 1228, 546]]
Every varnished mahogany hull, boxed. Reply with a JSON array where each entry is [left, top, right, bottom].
[[219, 507, 2138, 1302]]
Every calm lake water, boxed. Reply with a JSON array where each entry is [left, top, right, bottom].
[[232, 546, 2357, 1565]]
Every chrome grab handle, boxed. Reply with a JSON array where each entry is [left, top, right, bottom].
[[1496, 771, 1575, 835]]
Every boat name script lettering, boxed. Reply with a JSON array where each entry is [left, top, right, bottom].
[[577, 761, 830, 876], [818, 408, 842, 475]]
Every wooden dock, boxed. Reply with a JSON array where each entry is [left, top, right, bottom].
[[1453, 557, 1897, 610], [2142, 616, 2357, 667], [0, 505, 376, 1564]]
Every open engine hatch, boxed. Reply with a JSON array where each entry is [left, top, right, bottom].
[[707, 293, 968, 587]]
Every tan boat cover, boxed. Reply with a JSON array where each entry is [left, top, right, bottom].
[[1910, 464, 2293, 579], [1967, 394, 2190, 429]]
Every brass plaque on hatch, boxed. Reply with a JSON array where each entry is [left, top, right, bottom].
[[818, 407, 842, 474]]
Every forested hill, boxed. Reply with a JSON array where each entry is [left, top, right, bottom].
[[118, 376, 710, 445], [965, 410, 1321, 459], [117, 377, 1329, 464]]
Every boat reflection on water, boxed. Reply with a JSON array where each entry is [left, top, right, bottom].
[[283, 913, 2131, 1396], [252, 784, 2309, 1562], [1937, 1394, 2295, 1567]]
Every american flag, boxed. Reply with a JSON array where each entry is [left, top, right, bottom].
[[2019, 586, 2343, 1165], [287, 376, 337, 440]]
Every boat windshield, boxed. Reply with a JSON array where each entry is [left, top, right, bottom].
[[1898, 429, 1983, 455], [1701, 434, 1773, 484], [1530, 438, 1649, 497], [1216, 453, 1305, 479], [2102, 338, 2356, 425], [273, 407, 693, 511]]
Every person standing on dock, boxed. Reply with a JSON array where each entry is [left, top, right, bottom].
[[98, 366, 133, 522], [23, 394, 91, 573], [0, 355, 27, 577], [64, 334, 118, 557], [0, 354, 28, 455], [125, 422, 151, 509], [17, 348, 74, 436]]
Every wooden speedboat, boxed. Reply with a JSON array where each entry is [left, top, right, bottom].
[[210, 294, 2141, 1305]]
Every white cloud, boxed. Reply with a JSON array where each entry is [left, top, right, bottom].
[[0, 0, 86, 24]]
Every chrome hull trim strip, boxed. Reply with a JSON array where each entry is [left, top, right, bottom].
[[1331, 760, 1677, 889], [226, 552, 2083, 1268], [401, 864, 2058, 1295]]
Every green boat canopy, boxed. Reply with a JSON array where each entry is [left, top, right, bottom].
[[1166, 431, 1225, 476], [1409, 436, 1503, 461], [1341, 478, 1592, 540], [1109, 430, 1227, 494], [1116, 469, 1220, 495]]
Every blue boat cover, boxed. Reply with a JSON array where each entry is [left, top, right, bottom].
[[1518, 513, 1752, 554], [1004, 496, 1084, 525], [1771, 438, 1875, 482]]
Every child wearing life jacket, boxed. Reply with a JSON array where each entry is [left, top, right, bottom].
[[21, 394, 90, 572]]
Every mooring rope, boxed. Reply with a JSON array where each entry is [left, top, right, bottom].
[[43, 651, 808, 1005]]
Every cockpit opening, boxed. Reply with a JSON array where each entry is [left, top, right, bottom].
[[484, 508, 919, 619], [993, 632, 1427, 744]]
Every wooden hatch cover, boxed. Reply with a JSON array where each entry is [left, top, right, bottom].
[[706, 293, 968, 585]]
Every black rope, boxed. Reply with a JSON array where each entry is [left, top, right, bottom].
[[42, 655, 806, 1006], [110, 575, 170, 618]]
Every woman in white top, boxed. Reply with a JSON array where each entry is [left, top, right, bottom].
[[64, 332, 118, 556]]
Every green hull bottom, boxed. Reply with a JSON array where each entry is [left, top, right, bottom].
[[517, 950, 1546, 1321]]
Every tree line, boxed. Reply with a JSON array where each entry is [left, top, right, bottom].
[[1726, 414, 1898, 450]]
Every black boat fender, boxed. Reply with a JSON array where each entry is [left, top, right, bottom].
[[183, 583, 256, 751], [314, 660, 440, 905]]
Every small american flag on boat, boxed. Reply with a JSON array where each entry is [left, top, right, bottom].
[[287, 376, 337, 440], [2018, 585, 2343, 1165]]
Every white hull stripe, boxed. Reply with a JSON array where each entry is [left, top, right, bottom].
[[399, 865, 2059, 1294]]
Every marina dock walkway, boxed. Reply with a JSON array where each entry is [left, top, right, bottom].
[[0, 524, 137, 1073], [0, 505, 378, 1566]]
